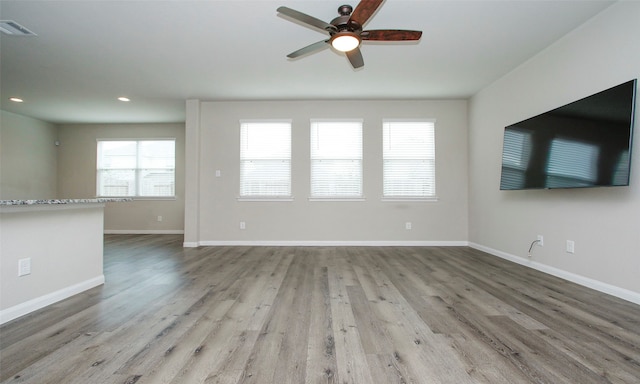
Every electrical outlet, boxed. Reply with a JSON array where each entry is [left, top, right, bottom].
[[157, 215, 163, 222], [240, 221, 246, 230], [405, 222, 412, 230], [18, 258, 31, 276], [566, 240, 575, 254], [537, 235, 544, 246]]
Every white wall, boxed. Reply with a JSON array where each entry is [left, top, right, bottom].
[[185, 99, 468, 245], [0, 204, 105, 324], [468, 1, 640, 299], [0, 110, 58, 199], [57, 123, 186, 233]]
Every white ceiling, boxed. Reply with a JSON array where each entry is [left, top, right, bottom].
[[0, 0, 614, 124]]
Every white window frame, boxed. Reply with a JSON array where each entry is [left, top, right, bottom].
[[96, 139, 176, 199], [238, 120, 293, 201], [382, 119, 437, 201], [309, 119, 364, 201]]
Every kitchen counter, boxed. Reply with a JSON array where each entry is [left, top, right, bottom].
[[0, 198, 130, 324], [0, 198, 132, 205]]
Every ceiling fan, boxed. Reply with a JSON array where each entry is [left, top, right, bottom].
[[277, 0, 422, 69]]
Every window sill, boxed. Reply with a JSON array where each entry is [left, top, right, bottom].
[[308, 197, 366, 202], [381, 196, 439, 202], [237, 196, 294, 202], [97, 196, 176, 201]]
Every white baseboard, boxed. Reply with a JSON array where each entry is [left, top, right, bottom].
[[192, 240, 469, 247], [104, 229, 184, 235], [0, 275, 105, 325], [469, 242, 640, 306]]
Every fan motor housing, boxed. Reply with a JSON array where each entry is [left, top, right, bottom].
[[331, 16, 362, 34], [331, 4, 362, 34]]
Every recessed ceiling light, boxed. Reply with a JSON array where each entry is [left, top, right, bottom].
[[117, 97, 130, 102], [9, 97, 24, 103]]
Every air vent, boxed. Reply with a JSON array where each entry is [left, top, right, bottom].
[[0, 20, 37, 36]]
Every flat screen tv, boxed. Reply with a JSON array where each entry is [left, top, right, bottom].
[[500, 79, 637, 190]]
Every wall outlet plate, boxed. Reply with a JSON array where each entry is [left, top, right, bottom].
[[566, 240, 575, 254], [18, 258, 31, 276]]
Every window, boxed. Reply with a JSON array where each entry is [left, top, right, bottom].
[[97, 139, 175, 197], [500, 129, 532, 190], [546, 138, 599, 188], [613, 150, 630, 185], [239, 121, 291, 198], [310, 120, 363, 199], [382, 120, 436, 199]]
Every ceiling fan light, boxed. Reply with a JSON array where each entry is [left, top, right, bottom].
[[331, 32, 360, 52]]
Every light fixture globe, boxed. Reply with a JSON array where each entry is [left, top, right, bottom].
[[330, 31, 360, 52]]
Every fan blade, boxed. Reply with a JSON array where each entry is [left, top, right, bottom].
[[287, 39, 330, 58], [346, 47, 364, 69], [361, 30, 423, 41], [350, 0, 384, 27], [277, 6, 337, 33]]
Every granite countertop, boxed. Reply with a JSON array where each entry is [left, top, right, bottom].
[[0, 198, 132, 206]]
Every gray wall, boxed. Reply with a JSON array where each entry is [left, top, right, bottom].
[[0, 110, 58, 199], [57, 123, 186, 233], [184, 99, 469, 245], [468, 1, 640, 297]]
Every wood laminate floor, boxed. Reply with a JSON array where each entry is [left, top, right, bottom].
[[1, 235, 639, 383]]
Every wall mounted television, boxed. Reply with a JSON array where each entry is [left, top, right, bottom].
[[500, 79, 637, 190]]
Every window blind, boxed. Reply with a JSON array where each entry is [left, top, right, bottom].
[[500, 129, 532, 189], [613, 150, 630, 185], [547, 138, 598, 187], [310, 120, 363, 198], [240, 121, 291, 197], [97, 139, 175, 197], [383, 120, 436, 198]]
